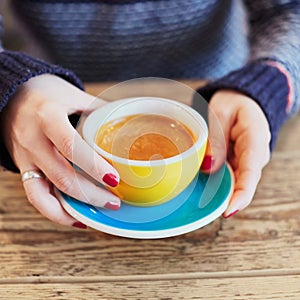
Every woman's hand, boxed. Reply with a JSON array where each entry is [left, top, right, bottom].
[[201, 90, 271, 218], [1, 74, 121, 228]]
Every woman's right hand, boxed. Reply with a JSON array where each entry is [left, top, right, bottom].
[[1, 74, 121, 228]]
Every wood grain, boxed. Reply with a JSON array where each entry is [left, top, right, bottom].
[[0, 152, 300, 278], [0, 275, 300, 300]]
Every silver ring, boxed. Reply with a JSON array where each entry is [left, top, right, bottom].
[[21, 170, 45, 183]]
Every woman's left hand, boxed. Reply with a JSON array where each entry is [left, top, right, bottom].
[[200, 90, 271, 218]]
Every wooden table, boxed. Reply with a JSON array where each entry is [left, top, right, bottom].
[[0, 80, 300, 299]]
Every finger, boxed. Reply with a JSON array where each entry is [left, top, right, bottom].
[[37, 105, 120, 188], [223, 152, 262, 217], [21, 168, 78, 226], [223, 130, 269, 217], [28, 74, 105, 114], [201, 99, 233, 173], [35, 145, 121, 209], [65, 89, 106, 115], [35, 141, 121, 210], [231, 113, 271, 168]]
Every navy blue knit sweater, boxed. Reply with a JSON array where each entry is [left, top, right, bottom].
[[0, 0, 299, 171]]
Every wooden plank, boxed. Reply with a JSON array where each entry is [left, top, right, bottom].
[[0, 207, 299, 276], [1, 222, 298, 277], [275, 112, 300, 152], [0, 275, 300, 300]]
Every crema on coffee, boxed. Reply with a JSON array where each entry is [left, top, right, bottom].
[[95, 114, 195, 160]]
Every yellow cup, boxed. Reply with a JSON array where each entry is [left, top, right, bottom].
[[82, 97, 208, 206]]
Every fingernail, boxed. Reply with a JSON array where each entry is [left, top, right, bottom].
[[72, 221, 87, 229], [102, 173, 119, 187], [223, 209, 239, 219], [201, 155, 214, 171], [104, 201, 120, 210]]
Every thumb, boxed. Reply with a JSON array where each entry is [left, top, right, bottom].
[[69, 89, 107, 114], [200, 96, 232, 174]]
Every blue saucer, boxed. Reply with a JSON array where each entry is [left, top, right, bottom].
[[56, 164, 234, 239]]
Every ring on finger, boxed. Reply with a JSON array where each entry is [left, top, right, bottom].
[[21, 170, 45, 183]]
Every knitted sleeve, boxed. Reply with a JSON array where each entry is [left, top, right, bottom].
[[195, 1, 300, 151], [0, 50, 84, 113]]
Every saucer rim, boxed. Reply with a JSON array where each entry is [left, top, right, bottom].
[[55, 164, 234, 239], [57, 190, 231, 239]]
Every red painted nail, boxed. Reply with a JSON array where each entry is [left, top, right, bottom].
[[223, 209, 239, 219], [201, 155, 214, 171], [102, 173, 119, 187], [104, 201, 120, 210], [72, 222, 87, 229]]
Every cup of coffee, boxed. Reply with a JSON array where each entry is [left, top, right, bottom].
[[82, 97, 208, 206]]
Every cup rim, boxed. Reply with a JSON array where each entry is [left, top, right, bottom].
[[82, 97, 208, 166]]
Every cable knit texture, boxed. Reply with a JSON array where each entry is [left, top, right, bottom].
[[0, 51, 84, 112], [0, 0, 300, 171]]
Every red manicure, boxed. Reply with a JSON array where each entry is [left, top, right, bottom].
[[102, 173, 119, 187], [104, 201, 120, 210], [200, 155, 214, 171], [223, 209, 239, 219], [72, 222, 87, 229]]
